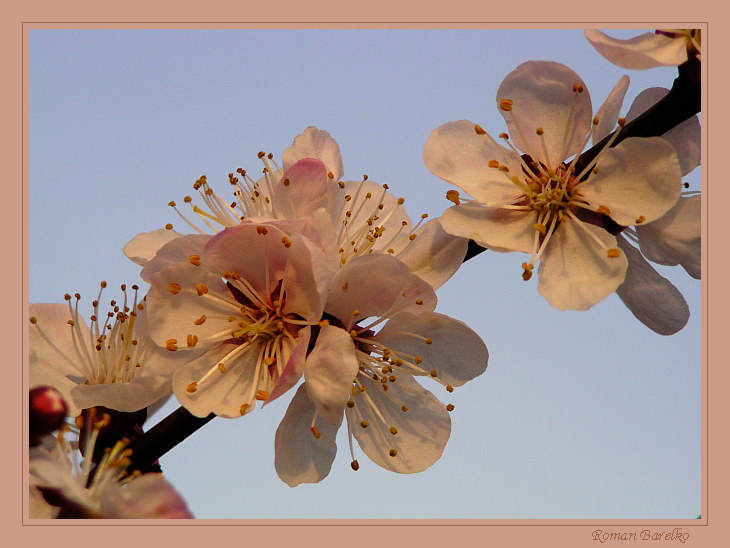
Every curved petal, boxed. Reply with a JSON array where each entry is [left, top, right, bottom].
[[576, 136, 682, 226], [275, 383, 340, 487], [145, 262, 237, 347], [626, 87, 701, 175], [347, 373, 451, 474], [373, 311, 488, 387], [123, 228, 183, 268], [304, 325, 360, 425], [271, 158, 335, 219], [636, 195, 701, 278], [70, 374, 172, 414], [615, 236, 690, 335], [29, 303, 90, 379], [585, 29, 688, 69], [497, 61, 593, 165], [266, 326, 311, 404], [393, 218, 468, 289], [439, 203, 536, 253], [172, 343, 263, 418], [592, 75, 630, 144], [282, 126, 345, 182], [324, 254, 437, 328], [423, 120, 525, 206], [537, 217, 628, 310], [140, 234, 212, 282]]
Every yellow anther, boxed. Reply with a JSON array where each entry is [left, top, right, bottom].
[[535, 127, 544, 136], [168, 200, 176, 207], [256, 225, 268, 235], [195, 283, 208, 296], [389, 449, 398, 457], [281, 237, 292, 248], [338, 181, 345, 188], [573, 84, 584, 93], [401, 405, 409, 412], [264, 356, 276, 366], [64, 294, 72, 301], [429, 369, 438, 378], [255, 390, 269, 401], [184, 196, 192, 203], [389, 426, 398, 435], [488, 160, 500, 169], [217, 363, 227, 373], [346, 400, 355, 408], [618, 117, 626, 127], [29, 316, 37, 324], [327, 172, 334, 180], [165, 223, 173, 230], [240, 404, 249, 415], [194, 315, 207, 325], [414, 356, 423, 365], [388, 375, 396, 383], [499, 99, 513, 111], [446, 385, 455, 393], [499, 132, 509, 140], [635, 215, 646, 224], [415, 299, 423, 305], [165, 339, 178, 351], [596, 205, 611, 215], [446, 404, 455, 412], [282, 178, 290, 187], [223, 270, 241, 280], [592, 115, 600, 125], [351, 460, 360, 471], [425, 338, 433, 345], [397, 197, 405, 205], [185, 382, 198, 393], [533, 223, 547, 235], [360, 420, 369, 428], [310, 426, 321, 439], [446, 190, 461, 205], [522, 262, 534, 281], [607, 248, 621, 259], [189, 255, 201, 266], [352, 309, 360, 317], [318, 319, 330, 327], [474, 124, 487, 135], [186, 334, 198, 348]]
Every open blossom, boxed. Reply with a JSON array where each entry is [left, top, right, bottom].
[[143, 222, 331, 418], [30, 408, 192, 519], [274, 254, 488, 486], [124, 127, 467, 289], [585, 29, 701, 69], [423, 60, 682, 311], [29, 284, 185, 417]]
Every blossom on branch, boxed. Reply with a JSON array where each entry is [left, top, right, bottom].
[[29, 283, 186, 417], [124, 127, 467, 289], [423, 61, 683, 312], [274, 254, 488, 486]]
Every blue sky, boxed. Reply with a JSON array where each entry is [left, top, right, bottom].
[[28, 28, 701, 519]]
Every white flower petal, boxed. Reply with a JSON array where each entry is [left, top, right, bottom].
[[576, 137, 682, 226], [393, 218, 468, 289], [626, 87, 701, 175], [275, 383, 340, 487], [593, 75, 630, 144], [347, 374, 451, 474], [585, 29, 689, 69], [140, 234, 212, 282], [282, 126, 345, 182], [304, 325, 360, 425], [271, 158, 336, 219], [615, 236, 690, 335], [440, 203, 536, 253], [636, 195, 701, 279], [70, 374, 171, 414], [538, 218, 627, 310], [423, 120, 525, 206], [497, 61, 593, 165], [123, 228, 183, 268], [325, 254, 437, 327], [172, 344, 262, 418], [373, 311, 488, 387]]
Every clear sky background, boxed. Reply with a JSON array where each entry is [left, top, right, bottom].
[[28, 28, 701, 519]]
